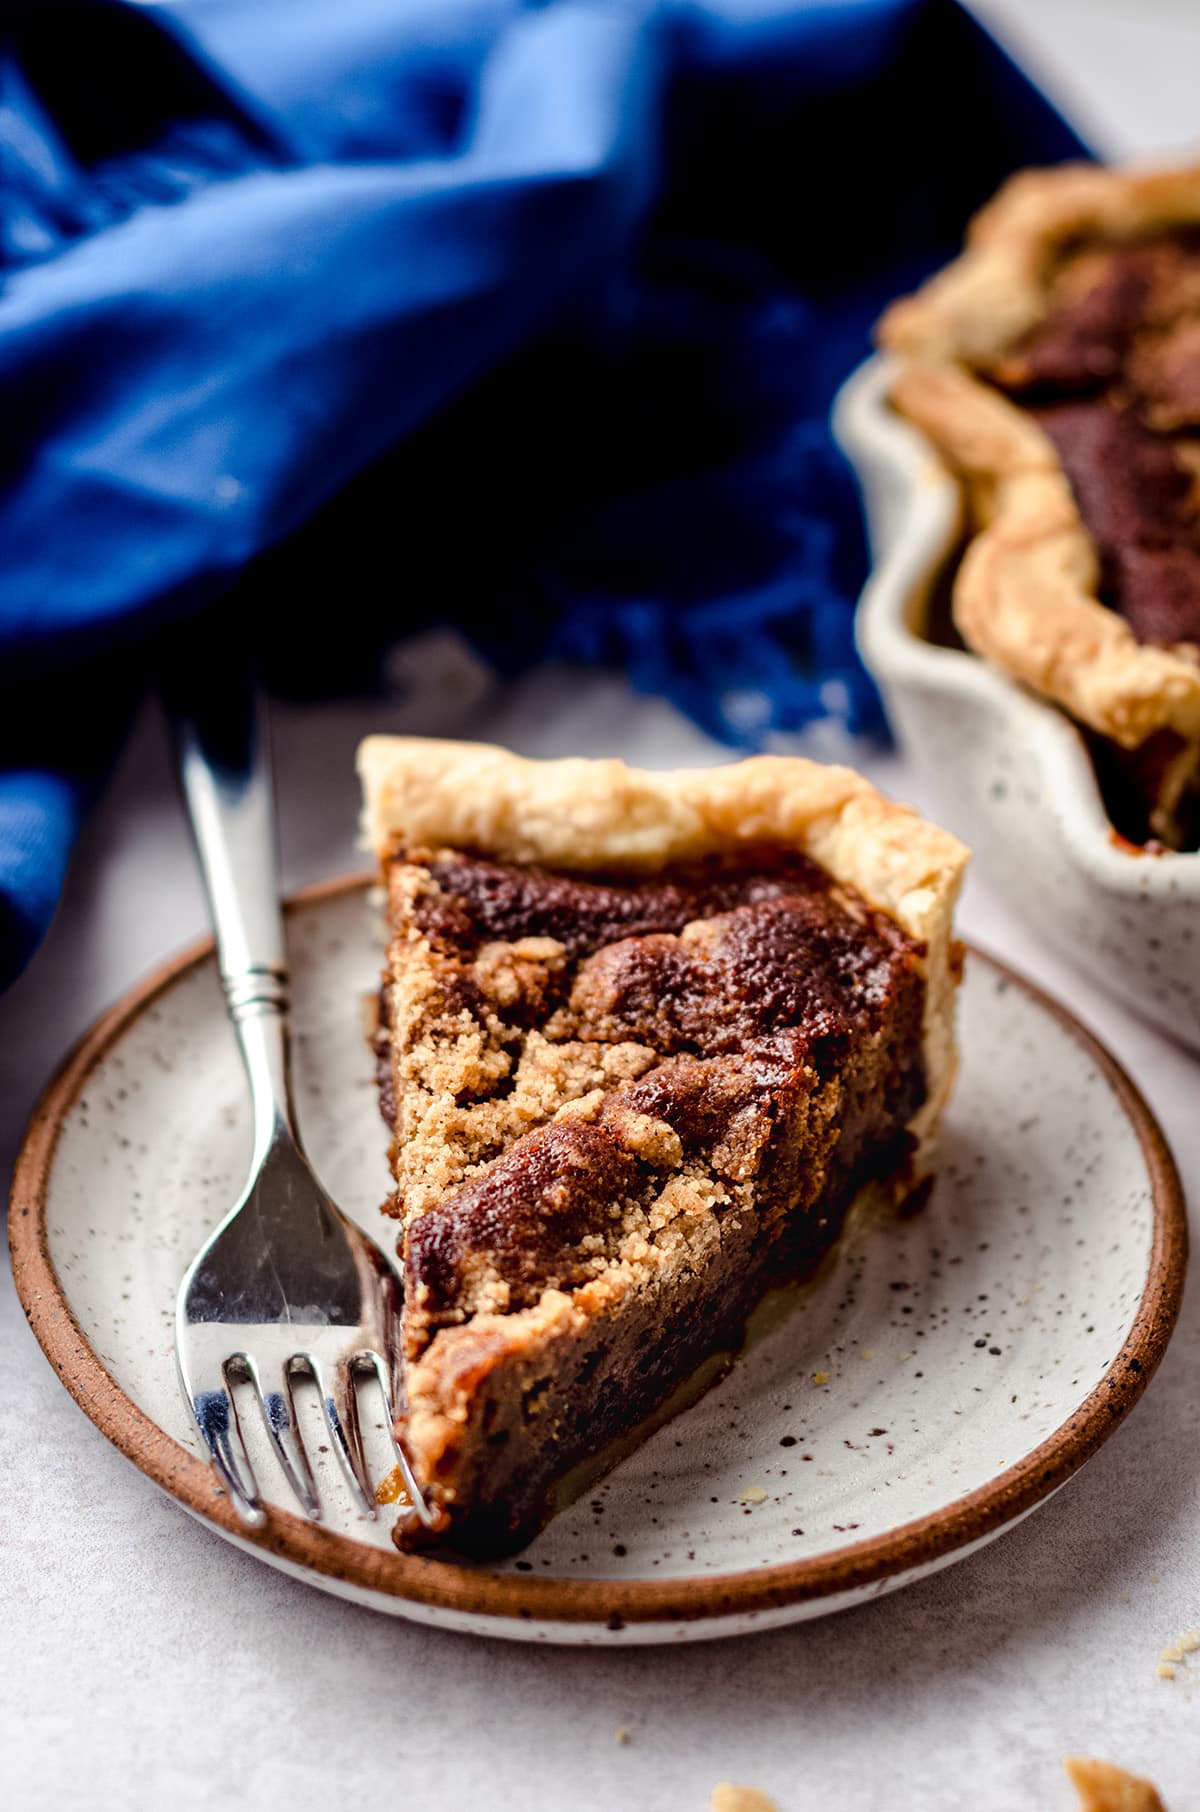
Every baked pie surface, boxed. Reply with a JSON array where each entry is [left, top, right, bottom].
[[359, 739, 966, 1555], [879, 162, 1200, 848]]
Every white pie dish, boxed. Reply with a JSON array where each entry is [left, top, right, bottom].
[[834, 353, 1200, 1056]]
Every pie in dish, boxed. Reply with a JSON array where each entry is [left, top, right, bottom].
[[359, 738, 968, 1555], [879, 162, 1200, 850]]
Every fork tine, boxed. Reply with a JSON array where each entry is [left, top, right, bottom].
[[308, 1356, 377, 1519], [365, 1350, 439, 1529], [186, 1377, 265, 1527], [243, 1358, 321, 1521]]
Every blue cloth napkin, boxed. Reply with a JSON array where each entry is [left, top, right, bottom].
[[0, 0, 1087, 986]]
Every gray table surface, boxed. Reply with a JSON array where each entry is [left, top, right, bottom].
[[4, 8, 1199, 1807]]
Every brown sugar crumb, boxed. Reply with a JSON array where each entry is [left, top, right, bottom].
[[603, 1105, 685, 1170], [1064, 1755, 1168, 1811], [711, 1787, 779, 1812]]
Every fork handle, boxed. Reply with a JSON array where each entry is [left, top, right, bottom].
[[170, 675, 299, 1165]]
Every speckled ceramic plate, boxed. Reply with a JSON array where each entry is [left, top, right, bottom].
[[10, 878, 1185, 1645]]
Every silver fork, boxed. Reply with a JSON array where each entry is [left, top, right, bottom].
[[171, 681, 433, 1533]]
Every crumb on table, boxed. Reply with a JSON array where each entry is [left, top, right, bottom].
[[1064, 1755, 1168, 1811], [711, 1785, 779, 1812]]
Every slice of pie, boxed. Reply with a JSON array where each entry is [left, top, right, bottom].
[[359, 738, 968, 1555], [879, 161, 1200, 849]]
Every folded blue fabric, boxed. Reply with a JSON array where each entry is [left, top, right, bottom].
[[0, 0, 1087, 986]]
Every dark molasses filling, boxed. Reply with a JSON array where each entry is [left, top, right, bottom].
[[992, 231, 1200, 648], [1034, 402, 1200, 648], [989, 231, 1200, 847]]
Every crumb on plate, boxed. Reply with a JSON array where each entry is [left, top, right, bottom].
[[374, 1465, 411, 1507]]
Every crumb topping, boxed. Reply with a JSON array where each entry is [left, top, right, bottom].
[[378, 847, 926, 1361]]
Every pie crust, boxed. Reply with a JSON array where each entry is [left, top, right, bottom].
[[359, 738, 967, 1552], [877, 162, 1200, 840]]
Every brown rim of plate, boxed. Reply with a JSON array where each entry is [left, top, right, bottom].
[[8, 874, 1188, 1629]]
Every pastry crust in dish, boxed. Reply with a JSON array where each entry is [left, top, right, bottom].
[[888, 362, 1200, 750], [878, 162, 1200, 846], [359, 739, 967, 1554], [880, 163, 1200, 366]]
